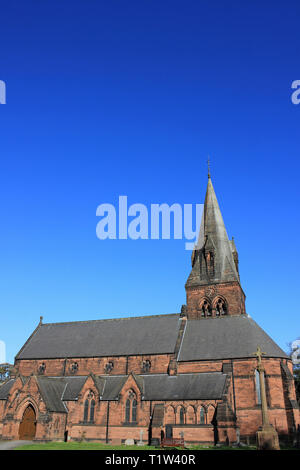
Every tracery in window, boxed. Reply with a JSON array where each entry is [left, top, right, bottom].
[[83, 391, 96, 423], [90, 399, 95, 422], [38, 363, 46, 375], [83, 399, 89, 422], [141, 359, 151, 373], [125, 390, 137, 423], [70, 362, 78, 374], [199, 406, 205, 424], [105, 361, 114, 373]]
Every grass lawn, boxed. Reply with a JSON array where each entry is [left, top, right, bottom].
[[15, 441, 257, 451]]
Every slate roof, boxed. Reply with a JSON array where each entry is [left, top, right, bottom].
[[0, 373, 227, 404], [138, 373, 227, 400], [0, 379, 15, 400], [37, 377, 68, 412], [60, 376, 88, 400], [16, 314, 182, 359], [95, 375, 128, 400], [15, 312, 287, 362], [178, 315, 288, 361], [84, 373, 226, 400]]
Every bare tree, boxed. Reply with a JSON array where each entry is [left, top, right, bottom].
[[0, 363, 13, 384], [287, 338, 300, 406]]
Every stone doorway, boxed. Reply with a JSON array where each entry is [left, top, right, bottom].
[[19, 405, 36, 440], [165, 424, 173, 439]]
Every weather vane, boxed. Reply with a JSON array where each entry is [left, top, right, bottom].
[[207, 156, 211, 178]]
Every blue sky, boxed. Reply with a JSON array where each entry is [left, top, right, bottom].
[[0, 1, 299, 363]]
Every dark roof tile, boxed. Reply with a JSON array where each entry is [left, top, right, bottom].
[[140, 373, 227, 400], [16, 314, 181, 359], [178, 315, 288, 361], [0, 379, 15, 400], [37, 377, 68, 412]]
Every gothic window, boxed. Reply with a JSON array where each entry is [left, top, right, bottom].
[[141, 360, 151, 373], [105, 361, 114, 373], [201, 300, 211, 317], [125, 399, 131, 423], [255, 369, 262, 405], [83, 391, 96, 423], [38, 363, 46, 375], [179, 407, 185, 425], [215, 298, 227, 316], [125, 390, 137, 423], [132, 399, 137, 422], [199, 406, 205, 424], [70, 362, 78, 374], [90, 399, 95, 423], [83, 399, 89, 422]]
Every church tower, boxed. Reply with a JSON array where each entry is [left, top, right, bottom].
[[185, 172, 246, 319]]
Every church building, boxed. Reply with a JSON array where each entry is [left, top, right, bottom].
[[0, 174, 298, 446]]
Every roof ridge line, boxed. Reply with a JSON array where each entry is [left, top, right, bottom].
[[41, 313, 180, 326]]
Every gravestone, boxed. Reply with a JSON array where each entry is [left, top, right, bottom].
[[137, 429, 144, 446], [125, 438, 135, 446]]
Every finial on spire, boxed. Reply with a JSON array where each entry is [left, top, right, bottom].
[[39, 316, 43, 325], [207, 156, 211, 179]]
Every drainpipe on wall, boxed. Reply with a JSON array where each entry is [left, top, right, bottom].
[[231, 359, 237, 416], [106, 401, 110, 444], [62, 358, 67, 376]]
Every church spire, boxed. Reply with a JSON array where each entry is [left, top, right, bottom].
[[185, 174, 246, 319], [191, 176, 239, 285]]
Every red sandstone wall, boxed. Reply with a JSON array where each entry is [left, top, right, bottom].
[[186, 281, 246, 318], [0, 376, 67, 441], [1, 355, 298, 444], [15, 353, 173, 377]]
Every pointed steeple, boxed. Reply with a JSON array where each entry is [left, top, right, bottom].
[[185, 174, 246, 318], [188, 176, 239, 286]]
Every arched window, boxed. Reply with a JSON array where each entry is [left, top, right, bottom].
[[38, 363, 46, 374], [105, 361, 114, 373], [255, 369, 262, 405], [125, 390, 137, 423], [179, 407, 185, 425], [215, 297, 227, 316], [132, 399, 137, 422], [70, 362, 78, 374], [206, 405, 215, 424], [83, 391, 96, 423], [83, 399, 89, 422], [90, 399, 95, 422], [125, 399, 131, 423], [141, 359, 151, 373], [199, 406, 205, 424], [200, 299, 211, 317]]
